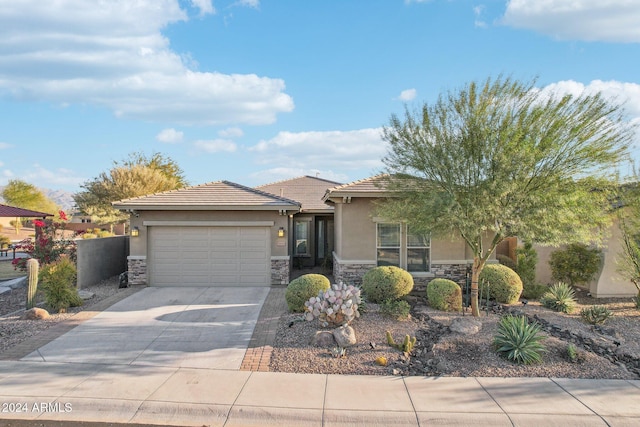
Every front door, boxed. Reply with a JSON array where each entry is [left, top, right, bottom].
[[315, 217, 334, 267]]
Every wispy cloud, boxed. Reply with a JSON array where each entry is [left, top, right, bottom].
[[0, 1, 294, 125], [0, 142, 12, 149], [474, 5, 488, 29], [194, 139, 237, 153], [22, 164, 86, 188], [502, 0, 640, 42], [156, 128, 184, 144], [218, 127, 244, 138]]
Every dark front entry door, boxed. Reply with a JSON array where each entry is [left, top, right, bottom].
[[315, 217, 334, 266]]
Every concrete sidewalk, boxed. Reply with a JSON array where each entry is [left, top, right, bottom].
[[0, 361, 639, 426]]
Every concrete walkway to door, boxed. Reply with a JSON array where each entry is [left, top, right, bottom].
[[21, 286, 270, 370]]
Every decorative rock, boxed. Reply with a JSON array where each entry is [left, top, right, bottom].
[[22, 308, 50, 320], [449, 318, 482, 335], [310, 331, 336, 347], [78, 290, 95, 300], [332, 325, 357, 348]]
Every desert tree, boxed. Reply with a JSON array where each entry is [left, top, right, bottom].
[[378, 76, 633, 316], [74, 152, 187, 226], [617, 176, 640, 307]]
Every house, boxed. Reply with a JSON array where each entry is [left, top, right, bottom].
[[322, 175, 490, 287], [112, 181, 300, 286]]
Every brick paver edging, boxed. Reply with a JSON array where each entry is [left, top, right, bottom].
[[240, 286, 287, 371]]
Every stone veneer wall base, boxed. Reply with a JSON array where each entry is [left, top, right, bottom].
[[271, 258, 290, 285], [127, 256, 147, 285]]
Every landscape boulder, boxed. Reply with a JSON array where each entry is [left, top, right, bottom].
[[310, 331, 337, 347], [332, 325, 357, 347], [449, 318, 482, 335], [22, 308, 50, 320]]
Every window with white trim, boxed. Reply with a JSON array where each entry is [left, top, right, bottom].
[[376, 223, 400, 267]]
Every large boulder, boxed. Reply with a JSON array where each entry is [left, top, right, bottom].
[[332, 325, 357, 347], [449, 318, 482, 335], [310, 331, 337, 347], [22, 307, 50, 320]]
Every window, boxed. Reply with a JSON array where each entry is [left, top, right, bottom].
[[377, 223, 400, 267], [407, 227, 430, 272], [376, 223, 431, 272], [294, 220, 310, 255]]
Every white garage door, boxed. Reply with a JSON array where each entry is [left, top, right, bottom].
[[149, 226, 271, 286]]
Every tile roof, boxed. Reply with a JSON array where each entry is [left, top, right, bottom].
[[112, 181, 300, 211], [0, 204, 53, 217], [323, 174, 390, 201], [256, 176, 341, 212]]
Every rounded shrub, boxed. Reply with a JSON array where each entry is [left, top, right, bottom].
[[479, 264, 523, 304], [361, 266, 414, 303], [285, 274, 330, 312], [427, 278, 462, 312]]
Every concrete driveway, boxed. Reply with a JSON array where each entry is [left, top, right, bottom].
[[22, 286, 270, 370]]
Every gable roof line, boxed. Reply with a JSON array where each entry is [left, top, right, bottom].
[[255, 175, 342, 188], [113, 181, 222, 204]]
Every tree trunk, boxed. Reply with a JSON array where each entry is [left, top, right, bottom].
[[470, 257, 481, 317]]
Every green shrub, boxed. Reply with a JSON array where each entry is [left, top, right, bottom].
[[494, 315, 546, 365], [82, 233, 97, 239], [39, 257, 83, 313], [515, 242, 538, 288], [479, 264, 523, 304], [497, 255, 517, 270], [540, 282, 577, 314], [97, 230, 115, 238], [426, 278, 462, 312], [580, 305, 613, 325], [566, 343, 580, 363], [550, 244, 602, 287], [521, 283, 548, 300], [0, 235, 10, 246], [380, 299, 411, 320], [285, 274, 330, 312], [361, 266, 413, 303]]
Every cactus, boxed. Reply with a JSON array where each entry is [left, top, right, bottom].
[[375, 356, 388, 366], [385, 330, 417, 353], [330, 346, 347, 358], [26, 258, 39, 309]]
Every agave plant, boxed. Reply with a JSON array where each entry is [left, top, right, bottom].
[[494, 315, 547, 365], [540, 282, 577, 314], [580, 305, 613, 325]]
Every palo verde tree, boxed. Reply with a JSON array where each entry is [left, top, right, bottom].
[[74, 152, 187, 226], [2, 180, 61, 232], [378, 76, 633, 316], [617, 178, 640, 307]]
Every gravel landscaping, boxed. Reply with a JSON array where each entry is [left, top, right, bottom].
[[270, 289, 640, 379]]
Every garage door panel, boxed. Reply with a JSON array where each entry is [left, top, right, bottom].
[[149, 226, 270, 287]]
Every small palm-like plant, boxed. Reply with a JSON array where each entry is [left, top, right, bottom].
[[540, 282, 577, 314], [580, 305, 613, 325], [494, 315, 547, 365]]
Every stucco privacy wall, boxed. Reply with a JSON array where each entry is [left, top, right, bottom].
[[534, 218, 638, 298], [127, 210, 290, 285], [332, 197, 492, 286], [76, 235, 128, 289]]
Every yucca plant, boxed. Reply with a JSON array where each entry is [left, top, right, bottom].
[[580, 305, 613, 325], [540, 282, 577, 314], [566, 343, 579, 363], [494, 315, 547, 365]]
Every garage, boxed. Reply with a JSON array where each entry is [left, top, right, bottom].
[[149, 225, 271, 286]]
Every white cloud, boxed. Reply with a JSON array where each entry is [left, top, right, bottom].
[[0, 142, 12, 149], [502, 0, 640, 42], [218, 127, 244, 138], [249, 128, 387, 170], [190, 0, 215, 16], [194, 139, 237, 153], [539, 80, 640, 117], [397, 88, 417, 101], [156, 128, 184, 144], [474, 5, 488, 29], [235, 0, 260, 8], [23, 164, 85, 188], [0, 1, 294, 125]]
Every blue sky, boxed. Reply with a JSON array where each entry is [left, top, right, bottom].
[[0, 0, 639, 195]]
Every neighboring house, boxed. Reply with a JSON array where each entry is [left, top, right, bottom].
[[112, 181, 300, 286], [257, 176, 341, 269], [322, 175, 492, 287]]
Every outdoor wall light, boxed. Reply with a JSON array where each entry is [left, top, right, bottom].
[[278, 227, 285, 238], [131, 226, 140, 237]]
